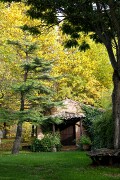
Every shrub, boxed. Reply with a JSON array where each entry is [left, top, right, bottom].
[[77, 135, 92, 150], [31, 138, 42, 152], [93, 110, 114, 149], [82, 105, 103, 141], [82, 105, 114, 149], [80, 135, 92, 145], [40, 134, 53, 152], [31, 132, 62, 152]]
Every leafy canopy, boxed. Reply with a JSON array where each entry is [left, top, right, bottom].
[[0, 1, 113, 107], [1, 0, 119, 72]]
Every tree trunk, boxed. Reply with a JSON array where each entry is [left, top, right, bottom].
[[12, 91, 25, 154], [12, 121, 23, 154], [112, 70, 120, 149], [31, 125, 35, 137]]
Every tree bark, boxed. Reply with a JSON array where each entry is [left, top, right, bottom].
[[31, 125, 35, 137], [12, 121, 22, 154], [112, 70, 120, 149], [12, 92, 25, 154]]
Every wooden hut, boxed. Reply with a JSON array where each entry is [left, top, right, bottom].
[[37, 99, 85, 146]]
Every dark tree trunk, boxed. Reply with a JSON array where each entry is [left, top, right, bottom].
[[12, 91, 25, 154], [12, 121, 23, 154], [31, 125, 35, 137], [112, 70, 120, 149]]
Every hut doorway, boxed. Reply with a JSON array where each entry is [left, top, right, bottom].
[[60, 125, 76, 146]]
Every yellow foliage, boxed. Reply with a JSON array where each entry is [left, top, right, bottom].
[[22, 122, 32, 142], [0, 2, 113, 108]]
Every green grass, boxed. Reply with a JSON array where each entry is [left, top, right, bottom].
[[0, 151, 120, 180]]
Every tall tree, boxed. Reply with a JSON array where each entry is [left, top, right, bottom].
[[8, 36, 60, 154], [2, 0, 119, 149]]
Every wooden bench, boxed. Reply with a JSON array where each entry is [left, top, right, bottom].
[[87, 148, 120, 166]]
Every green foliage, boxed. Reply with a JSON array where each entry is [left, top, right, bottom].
[[80, 135, 92, 145], [20, 25, 41, 35], [0, 108, 14, 122], [64, 39, 79, 48], [82, 105, 103, 140], [82, 104, 115, 149], [31, 138, 41, 152], [82, 105, 114, 149], [12, 81, 34, 93], [79, 41, 90, 52], [89, 33, 103, 44], [8, 37, 60, 123], [93, 110, 114, 149], [31, 132, 61, 152]]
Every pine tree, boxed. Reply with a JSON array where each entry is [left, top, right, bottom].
[[8, 34, 61, 154]]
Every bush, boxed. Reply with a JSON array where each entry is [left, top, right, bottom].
[[31, 132, 62, 152], [93, 110, 114, 149], [82, 105, 114, 149], [82, 105, 103, 141], [80, 135, 92, 145], [31, 138, 42, 152]]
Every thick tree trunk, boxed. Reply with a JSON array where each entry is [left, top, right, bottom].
[[112, 70, 120, 149], [12, 121, 23, 154], [12, 91, 25, 154]]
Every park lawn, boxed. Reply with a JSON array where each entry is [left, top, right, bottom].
[[0, 151, 120, 180]]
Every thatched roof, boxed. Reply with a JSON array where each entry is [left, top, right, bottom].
[[51, 99, 85, 120]]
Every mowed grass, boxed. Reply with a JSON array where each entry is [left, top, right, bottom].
[[0, 151, 120, 180]]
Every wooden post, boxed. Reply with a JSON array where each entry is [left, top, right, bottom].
[[53, 124, 55, 135], [80, 119, 83, 137]]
